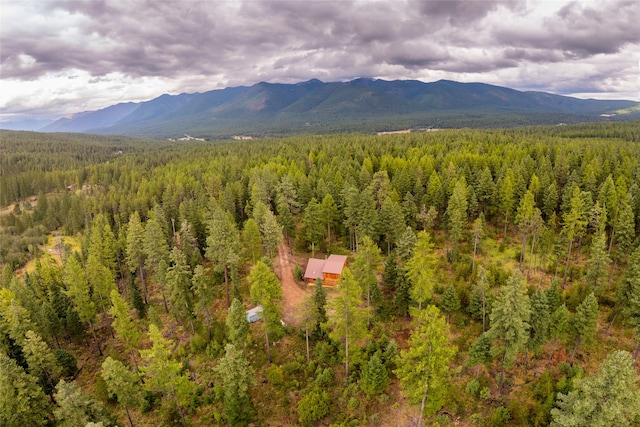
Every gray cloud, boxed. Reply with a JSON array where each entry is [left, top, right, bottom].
[[1, 0, 638, 119]]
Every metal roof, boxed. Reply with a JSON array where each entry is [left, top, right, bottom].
[[323, 254, 348, 275], [303, 258, 326, 280]]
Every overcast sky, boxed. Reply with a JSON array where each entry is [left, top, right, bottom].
[[1, 0, 639, 121]]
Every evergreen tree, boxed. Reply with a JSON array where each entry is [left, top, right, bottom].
[[446, 177, 468, 261], [260, 209, 283, 258], [312, 277, 328, 337], [101, 357, 141, 427], [320, 193, 339, 250], [405, 231, 438, 313], [395, 226, 417, 264], [360, 352, 389, 397], [206, 207, 241, 307], [108, 289, 141, 368], [143, 213, 170, 310], [548, 304, 570, 361], [382, 251, 398, 289], [0, 352, 49, 427], [487, 271, 531, 393], [570, 292, 599, 363], [499, 169, 516, 241], [441, 283, 460, 322], [191, 265, 214, 333], [585, 230, 611, 294], [303, 198, 323, 257], [22, 330, 61, 394], [327, 268, 367, 378], [226, 298, 249, 350], [471, 213, 485, 272], [352, 235, 382, 324], [562, 186, 588, 287], [54, 379, 114, 427], [214, 344, 255, 426], [241, 218, 262, 264], [380, 197, 406, 255], [551, 350, 640, 427], [248, 261, 283, 363], [164, 246, 194, 333], [528, 288, 550, 354], [139, 324, 194, 427], [301, 294, 320, 362], [467, 332, 493, 372], [395, 305, 456, 425]]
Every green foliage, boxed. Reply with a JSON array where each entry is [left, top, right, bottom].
[[487, 271, 531, 369], [571, 292, 599, 355], [395, 305, 456, 421], [0, 352, 49, 427], [54, 379, 114, 427], [441, 283, 461, 319], [226, 298, 249, 348], [551, 350, 640, 427], [101, 357, 141, 415], [327, 268, 368, 378], [214, 344, 254, 426], [405, 231, 438, 312], [54, 349, 78, 377], [360, 353, 389, 397], [298, 386, 331, 425]]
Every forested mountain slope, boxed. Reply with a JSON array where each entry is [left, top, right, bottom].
[[1, 122, 640, 426], [37, 79, 640, 138]]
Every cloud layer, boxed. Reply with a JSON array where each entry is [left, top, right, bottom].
[[1, 0, 638, 120]]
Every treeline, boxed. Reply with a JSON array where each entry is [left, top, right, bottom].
[[1, 121, 640, 426]]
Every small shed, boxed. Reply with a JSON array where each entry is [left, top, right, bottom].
[[246, 305, 264, 323], [303, 254, 348, 286]]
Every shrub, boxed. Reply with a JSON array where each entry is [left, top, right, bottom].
[[298, 387, 331, 425]]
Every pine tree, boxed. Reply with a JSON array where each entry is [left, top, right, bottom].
[[405, 231, 438, 313], [562, 186, 588, 287], [446, 178, 468, 261], [101, 357, 141, 427], [260, 209, 283, 258], [471, 213, 485, 272], [548, 304, 570, 361], [380, 197, 406, 255], [585, 230, 610, 294], [226, 298, 250, 350], [303, 197, 324, 257], [487, 271, 531, 393], [320, 193, 339, 250], [0, 352, 49, 427], [54, 379, 113, 427], [352, 236, 382, 325], [300, 294, 320, 362], [395, 305, 456, 425], [164, 247, 194, 333], [528, 288, 550, 354], [467, 332, 493, 372], [143, 213, 170, 310], [241, 218, 262, 264], [191, 265, 214, 333], [312, 277, 328, 337], [248, 261, 283, 363], [441, 283, 460, 322], [551, 350, 640, 427], [499, 169, 516, 241], [327, 268, 367, 378], [360, 352, 389, 397], [570, 292, 599, 363], [125, 211, 148, 304], [214, 344, 255, 426], [139, 324, 194, 427], [22, 330, 61, 395], [108, 289, 141, 368], [206, 207, 240, 307], [396, 226, 417, 264]]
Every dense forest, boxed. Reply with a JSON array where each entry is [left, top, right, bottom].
[[1, 121, 640, 426]]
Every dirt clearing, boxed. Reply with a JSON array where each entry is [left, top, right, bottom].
[[274, 243, 308, 327]]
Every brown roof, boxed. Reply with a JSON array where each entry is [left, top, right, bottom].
[[323, 254, 348, 275], [303, 255, 348, 279], [304, 258, 326, 280]]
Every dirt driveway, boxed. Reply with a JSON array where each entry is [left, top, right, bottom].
[[274, 243, 308, 327]]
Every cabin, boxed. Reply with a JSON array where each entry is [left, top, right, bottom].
[[303, 254, 348, 286], [246, 305, 264, 323]]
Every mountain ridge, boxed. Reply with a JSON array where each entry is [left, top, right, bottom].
[[35, 78, 640, 137]]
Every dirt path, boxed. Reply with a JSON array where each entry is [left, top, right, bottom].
[[275, 243, 308, 327]]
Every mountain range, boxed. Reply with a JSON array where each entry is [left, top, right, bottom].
[[21, 79, 640, 137]]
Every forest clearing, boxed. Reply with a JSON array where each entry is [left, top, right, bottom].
[[1, 122, 640, 427]]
